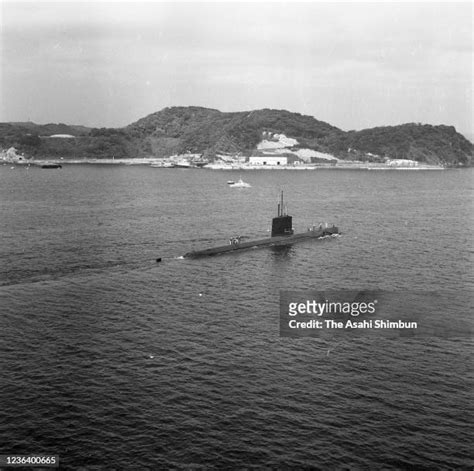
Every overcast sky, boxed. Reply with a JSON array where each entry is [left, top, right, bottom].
[[1, 1, 472, 137]]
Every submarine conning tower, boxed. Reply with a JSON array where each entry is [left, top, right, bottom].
[[271, 191, 294, 237]]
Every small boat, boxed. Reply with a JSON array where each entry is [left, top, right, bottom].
[[151, 161, 176, 168], [174, 160, 191, 168], [228, 178, 251, 188], [194, 160, 209, 168], [41, 163, 62, 169], [227, 180, 235, 185]]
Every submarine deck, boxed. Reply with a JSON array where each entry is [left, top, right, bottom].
[[183, 226, 339, 259]]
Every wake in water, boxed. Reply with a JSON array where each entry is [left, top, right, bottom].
[[0, 258, 158, 288]]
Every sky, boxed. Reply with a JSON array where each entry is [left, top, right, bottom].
[[0, 1, 472, 137]]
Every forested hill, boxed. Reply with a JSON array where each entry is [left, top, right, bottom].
[[125, 107, 342, 158], [323, 123, 473, 166], [1, 106, 472, 166]]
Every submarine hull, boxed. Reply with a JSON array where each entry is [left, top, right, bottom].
[[183, 226, 339, 259]]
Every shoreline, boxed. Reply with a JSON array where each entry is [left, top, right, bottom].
[[3, 158, 447, 170]]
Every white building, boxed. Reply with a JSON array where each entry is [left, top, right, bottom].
[[387, 159, 419, 167], [249, 156, 288, 166]]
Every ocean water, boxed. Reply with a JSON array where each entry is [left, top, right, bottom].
[[0, 165, 472, 470]]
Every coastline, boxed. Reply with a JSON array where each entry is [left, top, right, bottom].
[[3, 158, 446, 170]]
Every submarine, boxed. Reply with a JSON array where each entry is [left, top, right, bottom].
[[182, 191, 339, 259]]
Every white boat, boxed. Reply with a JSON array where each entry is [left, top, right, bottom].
[[228, 178, 251, 188], [174, 159, 192, 168], [150, 161, 176, 168]]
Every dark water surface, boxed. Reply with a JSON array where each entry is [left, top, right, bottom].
[[1, 166, 473, 470]]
